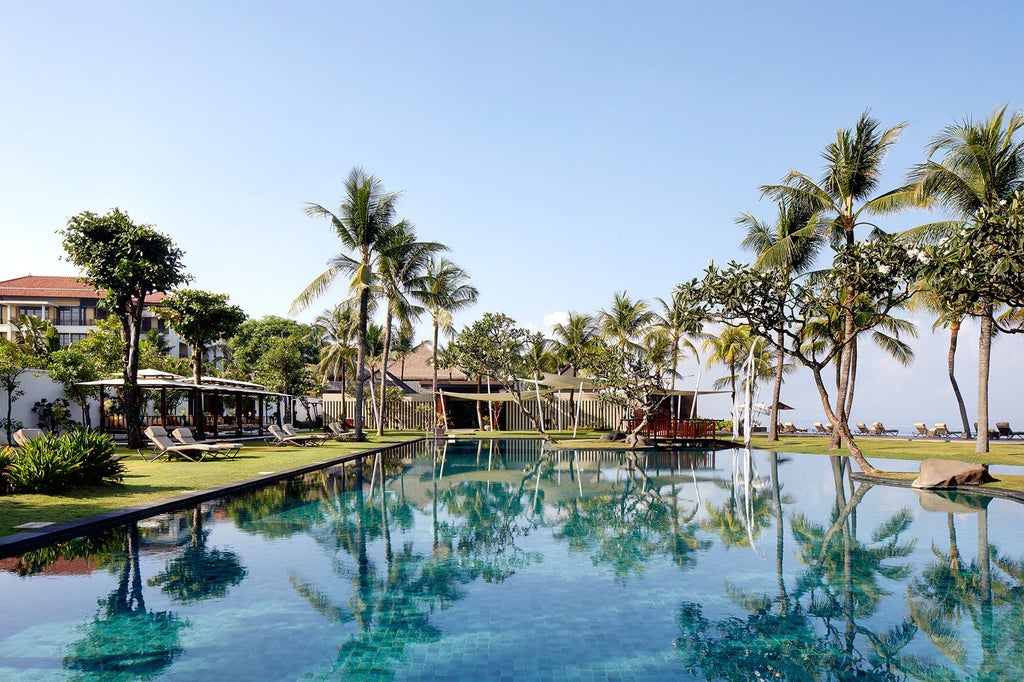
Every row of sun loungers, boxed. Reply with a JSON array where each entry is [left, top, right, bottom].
[[141, 426, 244, 462]]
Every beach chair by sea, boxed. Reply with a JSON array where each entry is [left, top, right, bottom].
[[141, 426, 221, 462], [913, 423, 930, 437], [813, 422, 832, 435], [996, 422, 1024, 439], [931, 423, 961, 438], [870, 422, 898, 436], [783, 422, 808, 433], [172, 427, 242, 458], [283, 423, 327, 445], [267, 424, 317, 447], [855, 423, 872, 435]]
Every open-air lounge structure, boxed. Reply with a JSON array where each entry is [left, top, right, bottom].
[[78, 369, 299, 440]]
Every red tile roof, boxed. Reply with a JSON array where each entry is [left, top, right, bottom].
[[0, 275, 167, 303]]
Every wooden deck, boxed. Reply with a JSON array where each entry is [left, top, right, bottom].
[[621, 417, 726, 447]]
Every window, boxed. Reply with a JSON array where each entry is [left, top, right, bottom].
[[18, 306, 44, 320], [58, 333, 88, 347], [57, 306, 87, 326]]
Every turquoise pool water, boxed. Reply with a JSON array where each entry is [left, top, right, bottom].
[[1, 439, 1023, 680]]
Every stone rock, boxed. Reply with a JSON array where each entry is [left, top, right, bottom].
[[911, 458, 995, 489], [625, 434, 651, 448], [600, 431, 626, 442]]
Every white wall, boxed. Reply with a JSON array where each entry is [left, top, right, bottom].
[[0, 369, 99, 430]]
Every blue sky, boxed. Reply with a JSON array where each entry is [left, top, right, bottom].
[[2, 1, 1023, 431]]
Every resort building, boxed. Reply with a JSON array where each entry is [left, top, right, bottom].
[[0, 275, 186, 355]]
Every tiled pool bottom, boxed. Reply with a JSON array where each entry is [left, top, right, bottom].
[[2, 442, 1024, 680]]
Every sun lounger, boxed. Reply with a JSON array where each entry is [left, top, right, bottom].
[[782, 422, 808, 433], [813, 422, 832, 434], [974, 423, 1000, 439], [996, 422, 1024, 439], [283, 424, 328, 445], [327, 421, 353, 440], [13, 428, 45, 448], [855, 423, 872, 435], [930, 423, 961, 438], [142, 426, 224, 462], [171, 427, 242, 458], [870, 422, 898, 436], [267, 424, 318, 447]]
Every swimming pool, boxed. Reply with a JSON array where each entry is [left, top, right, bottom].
[[1, 439, 1023, 680]]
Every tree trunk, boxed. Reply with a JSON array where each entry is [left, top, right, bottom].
[[354, 286, 369, 441], [947, 320, 971, 438], [809, 363, 876, 474], [377, 306, 394, 436], [122, 305, 144, 449], [768, 327, 785, 442], [976, 304, 993, 453], [431, 319, 440, 426], [192, 344, 205, 438]]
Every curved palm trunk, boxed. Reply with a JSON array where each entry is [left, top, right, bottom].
[[354, 287, 369, 440], [976, 304, 993, 453], [809, 363, 876, 474], [376, 306, 394, 436], [947, 320, 971, 438]]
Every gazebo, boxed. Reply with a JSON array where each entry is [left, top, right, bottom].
[[78, 369, 296, 438]]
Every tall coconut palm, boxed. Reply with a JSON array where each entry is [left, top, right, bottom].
[[314, 303, 359, 401], [599, 291, 654, 353], [551, 312, 597, 421], [412, 258, 479, 421], [762, 111, 916, 450], [738, 198, 822, 440], [702, 325, 758, 416], [653, 291, 704, 390], [908, 106, 1024, 453], [374, 224, 447, 435], [292, 167, 403, 440]]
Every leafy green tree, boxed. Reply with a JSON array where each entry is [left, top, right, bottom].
[[412, 257, 479, 419], [47, 345, 101, 427], [228, 316, 315, 378], [256, 333, 316, 418], [75, 315, 124, 375], [579, 337, 668, 439], [443, 313, 550, 440], [60, 208, 189, 448], [158, 289, 247, 436], [0, 342, 34, 442], [699, 235, 923, 473], [652, 287, 705, 390], [291, 167, 405, 440], [910, 106, 1024, 453]]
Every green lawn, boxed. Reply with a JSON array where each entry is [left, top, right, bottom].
[[0, 434, 419, 537]]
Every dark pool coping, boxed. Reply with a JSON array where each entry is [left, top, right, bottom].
[[0, 437, 425, 558]]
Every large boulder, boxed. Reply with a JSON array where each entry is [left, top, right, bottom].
[[911, 458, 995, 489], [600, 431, 626, 442], [625, 433, 651, 448]]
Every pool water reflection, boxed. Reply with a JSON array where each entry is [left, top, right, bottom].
[[1, 439, 1023, 680]]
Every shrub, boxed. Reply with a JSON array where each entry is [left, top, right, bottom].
[[5, 430, 123, 494], [0, 449, 12, 494]]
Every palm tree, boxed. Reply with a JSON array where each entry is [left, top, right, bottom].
[[291, 167, 404, 440], [550, 311, 597, 423], [599, 291, 654, 353], [762, 111, 916, 450], [738, 199, 821, 440], [702, 325, 755, 414], [652, 292, 703, 391], [313, 303, 359, 402], [412, 258, 479, 421], [374, 223, 447, 435], [908, 106, 1024, 453]]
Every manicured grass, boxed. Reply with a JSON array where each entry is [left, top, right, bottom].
[[0, 434, 419, 538], [747, 434, 1024, 466]]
